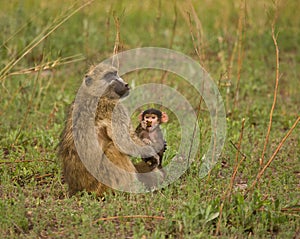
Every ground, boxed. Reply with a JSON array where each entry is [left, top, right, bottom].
[[0, 0, 299, 238]]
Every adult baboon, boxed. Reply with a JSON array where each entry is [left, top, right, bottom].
[[58, 63, 162, 196]]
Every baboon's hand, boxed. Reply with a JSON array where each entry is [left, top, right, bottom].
[[142, 138, 152, 145], [153, 153, 160, 166]]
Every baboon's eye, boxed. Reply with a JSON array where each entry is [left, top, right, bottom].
[[104, 71, 117, 82], [85, 76, 93, 86]]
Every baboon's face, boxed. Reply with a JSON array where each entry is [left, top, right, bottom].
[[103, 71, 130, 98], [85, 65, 130, 99]]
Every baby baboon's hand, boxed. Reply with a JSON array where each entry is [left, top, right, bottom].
[[142, 138, 152, 145], [141, 120, 148, 129]]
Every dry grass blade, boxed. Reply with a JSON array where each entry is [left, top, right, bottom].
[[177, 1, 206, 66], [112, 14, 121, 68], [112, 9, 125, 68], [6, 54, 85, 77], [248, 116, 300, 193], [180, 1, 209, 167], [188, 1, 206, 64], [168, 2, 178, 49], [0, 19, 31, 50], [260, 4, 280, 166], [0, 54, 84, 117], [0, 0, 94, 82], [233, 0, 246, 109]]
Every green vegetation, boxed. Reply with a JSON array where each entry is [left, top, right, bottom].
[[0, 0, 299, 238]]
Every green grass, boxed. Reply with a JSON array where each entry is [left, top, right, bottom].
[[0, 0, 299, 238]]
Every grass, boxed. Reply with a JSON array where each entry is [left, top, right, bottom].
[[0, 0, 299, 238]]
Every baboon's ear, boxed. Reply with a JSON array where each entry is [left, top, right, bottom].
[[161, 112, 169, 123], [85, 75, 93, 86]]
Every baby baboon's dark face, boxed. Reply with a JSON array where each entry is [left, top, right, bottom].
[[104, 71, 130, 98]]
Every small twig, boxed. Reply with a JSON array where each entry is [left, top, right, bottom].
[[281, 207, 300, 212], [280, 205, 300, 213], [93, 215, 165, 224], [35, 173, 53, 180], [0, 159, 54, 164], [248, 116, 300, 193], [229, 140, 247, 160], [260, 4, 280, 166], [216, 118, 246, 235]]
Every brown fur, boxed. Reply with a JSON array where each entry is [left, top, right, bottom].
[[58, 63, 162, 197]]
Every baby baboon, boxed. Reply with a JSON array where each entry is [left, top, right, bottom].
[[58, 63, 162, 196], [135, 108, 169, 169]]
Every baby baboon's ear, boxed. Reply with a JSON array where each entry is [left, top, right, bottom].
[[161, 112, 169, 123], [85, 75, 93, 86], [138, 112, 144, 122]]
